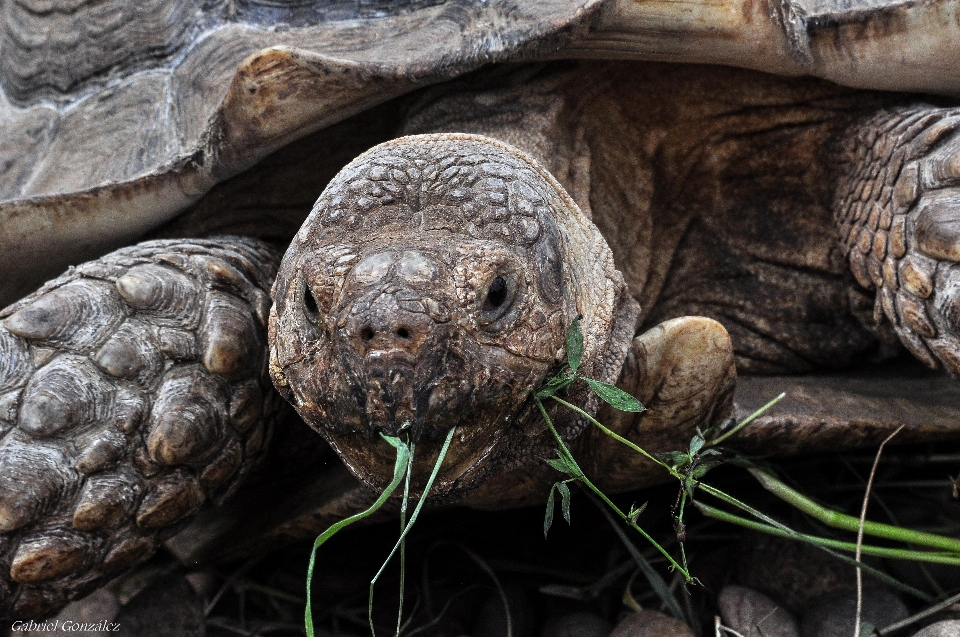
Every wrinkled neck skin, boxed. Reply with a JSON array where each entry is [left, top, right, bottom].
[[269, 134, 635, 502]]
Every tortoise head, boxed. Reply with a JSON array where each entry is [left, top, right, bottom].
[[269, 134, 634, 499]]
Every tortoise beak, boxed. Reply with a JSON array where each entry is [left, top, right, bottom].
[[338, 249, 456, 439]]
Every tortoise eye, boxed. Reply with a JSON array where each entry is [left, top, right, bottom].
[[485, 277, 509, 311], [480, 273, 517, 326], [303, 281, 321, 323]]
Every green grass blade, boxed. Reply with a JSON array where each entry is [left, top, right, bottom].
[[305, 435, 411, 637], [707, 393, 785, 446], [369, 427, 457, 636], [749, 468, 960, 553], [396, 441, 415, 637], [566, 316, 584, 373]]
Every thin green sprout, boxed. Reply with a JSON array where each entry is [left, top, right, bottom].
[[305, 434, 411, 637], [369, 426, 457, 637], [397, 440, 415, 637], [707, 393, 785, 446], [696, 502, 960, 566]]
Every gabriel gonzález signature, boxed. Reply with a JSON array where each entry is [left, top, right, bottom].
[[9, 619, 121, 632]]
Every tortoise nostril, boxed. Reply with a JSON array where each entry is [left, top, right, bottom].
[[360, 327, 374, 342], [396, 327, 410, 339]]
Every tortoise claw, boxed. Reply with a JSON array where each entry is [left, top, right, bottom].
[[915, 194, 960, 262]]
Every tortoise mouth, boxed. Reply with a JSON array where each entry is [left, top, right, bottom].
[[360, 351, 424, 437], [289, 327, 553, 498]]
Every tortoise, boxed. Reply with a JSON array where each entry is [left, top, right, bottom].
[[1, 0, 960, 621]]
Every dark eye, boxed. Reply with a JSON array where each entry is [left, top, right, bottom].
[[303, 281, 321, 323], [484, 276, 509, 311], [479, 273, 518, 327]]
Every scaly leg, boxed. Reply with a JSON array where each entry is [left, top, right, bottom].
[[0, 238, 281, 619], [835, 106, 960, 375]]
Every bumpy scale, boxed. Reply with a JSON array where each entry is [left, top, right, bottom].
[[836, 106, 960, 375], [0, 237, 281, 619]]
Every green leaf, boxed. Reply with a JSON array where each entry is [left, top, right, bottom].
[[544, 485, 557, 538], [689, 460, 722, 481], [546, 457, 575, 475], [688, 434, 705, 456], [558, 482, 572, 524], [583, 378, 644, 412], [565, 316, 584, 373], [535, 375, 573, 399], [627, 501, 648, 524], [658, 451, 691, 469]]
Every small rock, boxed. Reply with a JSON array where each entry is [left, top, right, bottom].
[[27, 588, 121, 636], [542, 612, 612, 637], [738, 535, 870, 612], [718, 585, 799, 637], [609, 610, 694, 637], [911, 619, 960, 637], [800, 587, 908, 637]]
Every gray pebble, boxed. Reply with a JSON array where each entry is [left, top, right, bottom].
[[26, 588, 121, 637], [800, 588, 908, 637], [609, 610, 695, 637], [737, 536, 859, 613], [910, 620, 960, 637], [718, 585, 799, 637], [542, 612, 612, 637]]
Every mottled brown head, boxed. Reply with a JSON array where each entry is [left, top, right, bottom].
[[270, 135, 633, 497]]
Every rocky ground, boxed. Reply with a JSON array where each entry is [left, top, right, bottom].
[[12, 441, 960, 637]]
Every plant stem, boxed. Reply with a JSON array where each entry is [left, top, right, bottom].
[[855, 427, 903, 637], [397, 440, 415, 637], [369, 427, 457, 637], [877, 590, 960, 635], [305, 436, 411, 637], [748, 468, 960, 553], [693, 484, 932, 601], [535, 399, 690, 580], [696, 502, 960, 566], [591, 494, 687, 622], [548, 396, 675, 475], [707, 393, 785, 446]]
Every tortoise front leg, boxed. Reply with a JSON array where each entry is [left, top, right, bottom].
[[0, 238, 282, 619], [835, 106, 960, 375], [576, 316, 736, 493]]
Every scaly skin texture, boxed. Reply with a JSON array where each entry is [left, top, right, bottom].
[[834, 106, 960, 375], [269, 134, 638, 501], [0, 238, 282, 620]]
